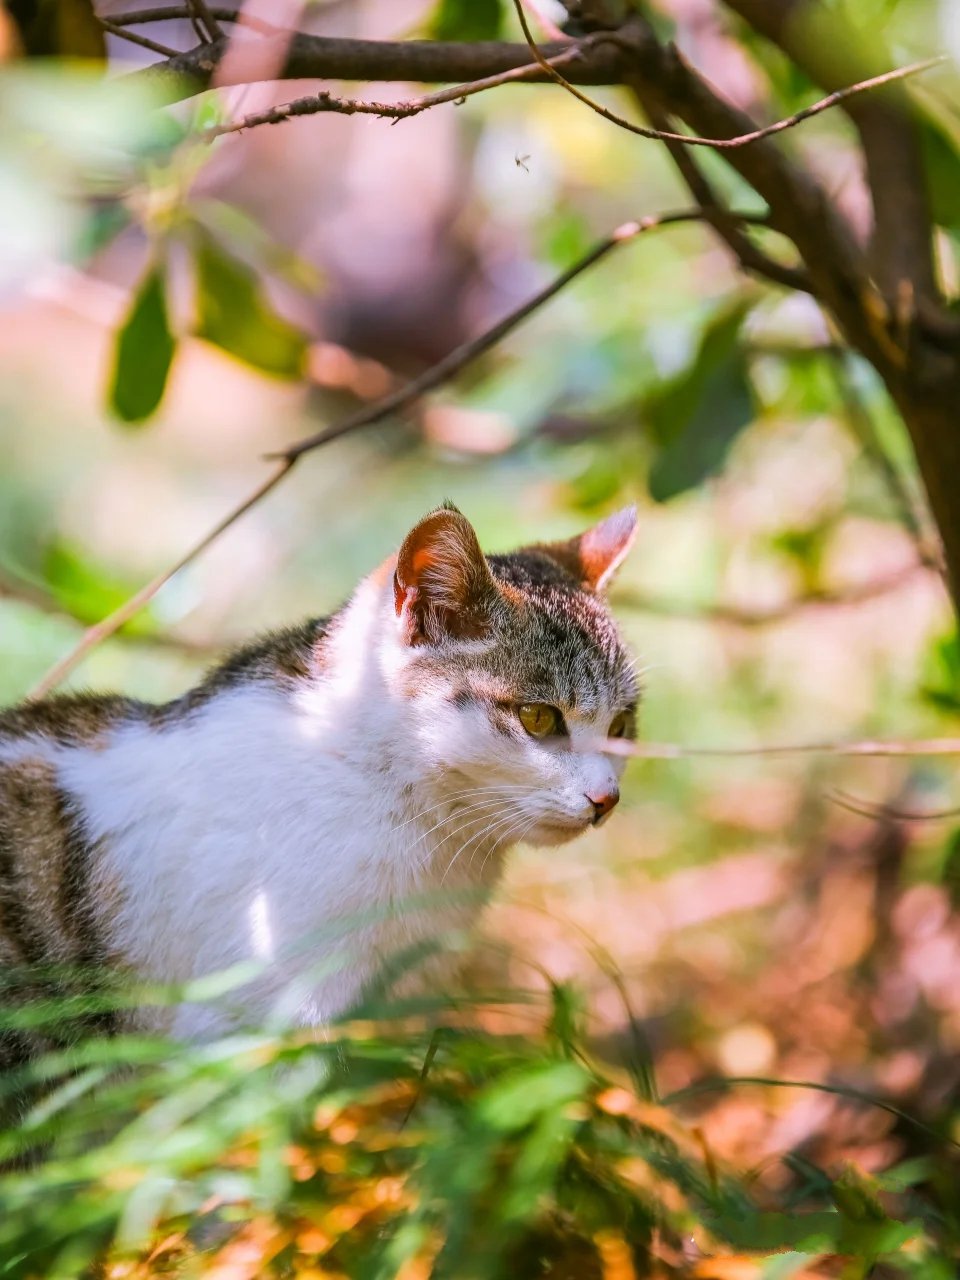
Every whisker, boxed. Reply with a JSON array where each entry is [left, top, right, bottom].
[[411, 796, 515, 853], [391, 783, 542, 844], [440, 809, 518, 886], [392, 784, 537, 836], [479, 809, 540, 879]]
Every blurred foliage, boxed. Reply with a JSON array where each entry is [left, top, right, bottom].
[[645, 301, 754, 503], [0, 978, 955, 1279], [427, 0, 505, 42], [5, 0, 104, 59], [191, 226, 308, 380]]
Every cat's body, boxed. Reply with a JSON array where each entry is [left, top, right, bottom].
[[0, 506, 638, 1054]]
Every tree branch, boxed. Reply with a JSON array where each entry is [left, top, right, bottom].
[[201, 45, 593, 140], [606, 18, 887, 376], [129, 31, 630, 101], [272, 210, 767, 463], [29, 207, 757, 698], [0, 569, 217, 656], [510, 1, 943, 152], [632, 94, 812, 293], [109, 6, 286, 35], [721, 0, 941, 311], [100, 18, 181, 58], [605, 737, 960, 760]]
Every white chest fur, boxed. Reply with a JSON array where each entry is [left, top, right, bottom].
[[56, 677, 504, 1036]]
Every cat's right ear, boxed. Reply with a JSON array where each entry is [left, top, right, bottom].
[[394, 505, 496, 646]]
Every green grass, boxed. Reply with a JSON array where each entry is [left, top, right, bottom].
[[0, 974, 956, 1280]]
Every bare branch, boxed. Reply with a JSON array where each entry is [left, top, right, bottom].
[[633, 94, 812, 293], [29, 461, 293, 699], [128, 31, 631, 101], [603, 737, 960, 761], [721, 0, 941, 309], [99, 17, 181, 57], [28, 208, 763, 697], [274, 210, 769, 462], [202, 45, 593, 141], [827, 790, 960, 823], [187, 0, 223, 41], [109, 7, 283, 34], [511, 1, 944, 152], [0, 571, 216, 657]]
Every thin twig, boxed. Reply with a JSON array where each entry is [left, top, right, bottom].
[[29, 208, 760, 697], [109, 6, 281, 34], [601, 737, 960, 760], [29, 461, 293, 699], [99, 17, 181, 57], [665, 1075, 960, 1152], [0, 570, 216, 657], [511, 0, 946, 150], [183, 2, 206, 44], [202, 44, 592, 141], [637, 95, 812, 293], [275, 210, 768, 462], [188, 0, 223, 41], [828, 790, 960, 823]]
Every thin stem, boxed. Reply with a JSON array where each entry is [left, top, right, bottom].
[[188, 0, 223, 41], [202, 44, 593, 141], [99, 18, 181, 57], [511, 0, 945, 151], [28, 461, 293, 700], [276, 210, 767, 462], [602, 737, 960, 761], [108, 6, 282, 34], [664, 1075, 959, 1151]]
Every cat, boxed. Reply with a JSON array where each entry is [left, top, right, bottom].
[[0, 503, 638, 1056]]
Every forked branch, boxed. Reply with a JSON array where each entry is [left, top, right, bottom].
[[509, 0, 945, 152]]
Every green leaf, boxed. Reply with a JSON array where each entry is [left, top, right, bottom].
[[475, 1062, 588, 1131], [193, 229, 307, 378], [645, 301, 754, 502], [428, 0, 503, 41], [190, 199, 324, 293], [43, 541, 155, 634], [920, 117, 960, 232], [108, 260, 176, 424], [920, 630, 960, 715]]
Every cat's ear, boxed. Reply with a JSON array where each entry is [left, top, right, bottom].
[[537, 505, 638, 592], [394, 505, 496, 645]]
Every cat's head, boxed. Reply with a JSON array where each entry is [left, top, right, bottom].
[[379, 503, 639, 848]]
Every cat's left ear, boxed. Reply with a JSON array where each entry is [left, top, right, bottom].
[[394, 505, 497, 645], [537, 505, 638, 593]]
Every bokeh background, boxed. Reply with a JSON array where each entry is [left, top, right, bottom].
[[2, 0, 960, 1259]]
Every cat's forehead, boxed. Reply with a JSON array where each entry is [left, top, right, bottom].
[[423, 550, 635, 713]]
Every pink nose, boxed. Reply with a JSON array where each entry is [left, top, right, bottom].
[[586, 787, 619, 823]]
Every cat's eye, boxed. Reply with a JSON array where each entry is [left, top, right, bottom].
[[608, 710, 632, 739], [518, 703, 562, 738]]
